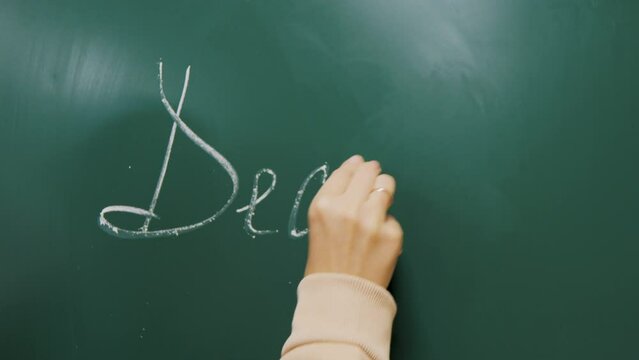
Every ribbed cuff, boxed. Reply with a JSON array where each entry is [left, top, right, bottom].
[[282, 273, 397, 360]]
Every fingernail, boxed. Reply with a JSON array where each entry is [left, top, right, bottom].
[[344, 154, 363, 165]]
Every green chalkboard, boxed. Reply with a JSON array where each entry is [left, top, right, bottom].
[[1, 1, 638, 359]]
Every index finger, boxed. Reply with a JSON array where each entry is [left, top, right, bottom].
[[315, 154, 364, 197]]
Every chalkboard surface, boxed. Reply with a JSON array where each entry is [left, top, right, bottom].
[[1, 1, 638, 359]]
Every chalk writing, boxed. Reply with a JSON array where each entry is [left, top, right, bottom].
[[238, 168, 278, 237], [98, 62, 239, 239], [288, 165, 328, 238], [98, 62, 328, 239]]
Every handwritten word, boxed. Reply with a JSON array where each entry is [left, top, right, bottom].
[[98, 63, 328, 239]]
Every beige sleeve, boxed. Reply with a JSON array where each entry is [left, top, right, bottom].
[[281, 273, 397, 360]]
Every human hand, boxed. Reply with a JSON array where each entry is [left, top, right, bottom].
[[304, 155, 403, 288]]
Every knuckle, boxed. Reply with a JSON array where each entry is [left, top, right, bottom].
[[357, 215, 379, 235], [385, 220, 403, 241], [308, 206, 319, 220], [382, 224, 403, 255], [360, 222, 376, 235], [391, 237, 403, 255], [315, 196, 331, 211], [309, 196, 331, 217], [393, 225, 404, 240], [327, 167, 344, 179], [339, 209, 358, 224]]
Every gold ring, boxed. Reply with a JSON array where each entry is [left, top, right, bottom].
[[372, 187, 390, 194], [371, 188, 393, 203]]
